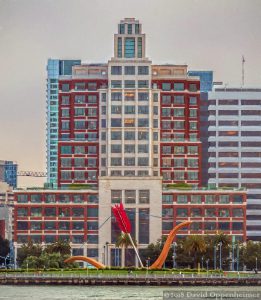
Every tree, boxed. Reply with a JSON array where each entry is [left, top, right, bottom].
[[241, 241, 261, 270], [183, 235, 206, 268], [44, 239, 71, 256], [17, 241, 42, 266], [116, 233, 136, 249]]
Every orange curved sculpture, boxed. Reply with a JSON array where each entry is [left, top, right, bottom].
[[64, 255, 105, 269], [149, 220, 192, 269]]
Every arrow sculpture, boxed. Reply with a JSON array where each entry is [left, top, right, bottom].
[[112, 203, 144, 268]]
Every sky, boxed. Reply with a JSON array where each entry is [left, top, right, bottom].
[[0, 0, 260, 187]]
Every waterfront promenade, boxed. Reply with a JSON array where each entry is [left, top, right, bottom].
[[1, 273, 261, 286]]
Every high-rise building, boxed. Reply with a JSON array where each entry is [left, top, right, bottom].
[[207, 87, 261, 241], [46, 59, 81, 188], [0, 160, 17, 188], [12, 19, 247, 267]]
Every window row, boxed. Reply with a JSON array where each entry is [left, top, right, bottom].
[[61, 82, 98, 92], [161, 95, 198, 105], [61, 158, 97, 168], [61, 107, 97, 117], [162, 158, 198, 168], [61, 171, 97, 181], [111, 118, 149, 127], [162, 171, 199, 181], [61, 120, 98, 130], [111, 65, 149, 75], [162, 207, 244, 218], [162, 221, 244, 231], [162, 194, 244, 204], [110, 144, 150, 154], [162, 145, 199, 155], [111, 157, 149, 166], [111, 92, 149, 101], [161, 121, 198, 130], [161, 107, 197, 118], [17, 221, 98, 231], [60, 145, 98, 155], [17, 235, 98, 244], [111, 80, 149, 89], [17, 194, 98, 204], [111, 190, 150, 204], [16, 207, 98, 217], [160, 82, 198, 92], [111, 105, 149, 114], [110, 131, 150, 140]]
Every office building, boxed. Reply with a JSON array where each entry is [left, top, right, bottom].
[[208, 87, 261, 241], [0, 160, 17, 188]]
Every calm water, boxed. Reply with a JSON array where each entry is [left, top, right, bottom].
[[0, 286, 261, 300]]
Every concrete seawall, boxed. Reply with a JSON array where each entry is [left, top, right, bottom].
[[1, 275, 261, 286]]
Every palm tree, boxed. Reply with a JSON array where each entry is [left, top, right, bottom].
[[184, 235, 206, 268], [116, 233, 137, 267], [213, 232, 230, 248]]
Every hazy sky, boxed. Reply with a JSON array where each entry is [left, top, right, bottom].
[[0, 0, 260, 187]]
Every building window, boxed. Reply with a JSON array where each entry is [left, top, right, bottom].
[[124, 118, 135, 127], [124, 157, 135, 166], [174, 83, 184, 91], [162, 95, 171, 104], [139, 190, 150, 204], [162, 83, 171, 91], [162, 208, 173, 218], [125, 190, 136, 204], [138, 144, 149, 153], [111, 190, 122, 203], [138, 118, 149, 127], [125, 144, 135, 153], [138, 131, 149, 140], [177, 195, 188, 204], [111, 105, 122, 114], [127, 23, 132, 34], [124, 131, 135, 140], [174, 108, 185, 117], [189, 83, 197, 91], [174, 95, 185, 104], [189, 97, 197, 105], [124, 66, 135, 75], [125, 80, 135, 88], [138, 157, 149, 166], [111, 118, 122, 127], [61, 83, 70, 92], [75, 82, 85, 90], [137, 37, 142, 58], [74, 95, 85, 104], [111, 80, 122, 88], [177, 208, 188, 217], [75, 146, 85, 154], [125, 105, 135, 114], [111, 66, 122, 75], [111, 158, 122, 166], [138, 80, 149, 88], [138, 66, 149, 75], [111, 131, 122, 140], [88, 82, 97, 91], [117, 37, 122, 57], [124, 38, 135, 58], [162, 194, 173, 204], [111, 144, 122, 153], [61, 146, 72, 154], [111, 92, 122, 101], [87, 207, 98, 217]]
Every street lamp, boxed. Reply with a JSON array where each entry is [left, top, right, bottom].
[[214, 245, 217, 270], [172, 242, 177, 269], [236, 242, 240, 272], [256, 257, 258, 271], [201, 256, 204, 269], [206, 259, 209, 277], [219, 242, 222, 270]]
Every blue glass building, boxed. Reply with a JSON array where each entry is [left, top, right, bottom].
[[46, 59, 81, 188], [0, 160, 17, 188], [188, 70, 213, 92]]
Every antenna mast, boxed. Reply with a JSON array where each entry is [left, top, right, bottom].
[[242, 55, 245, 86]]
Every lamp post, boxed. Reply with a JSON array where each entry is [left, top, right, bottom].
[[256, 257, 258, 271], [146, 258, 149, 276], [201, 256, 204, 270], [206, 259, 209, 277], [236, 242, 239, 272], [214, 245, 217, 270], [172, 242, 177, 269], [219, 242, 222, 270]]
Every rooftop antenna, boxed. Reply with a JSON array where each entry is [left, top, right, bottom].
[[242, 55, 245, 86]]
